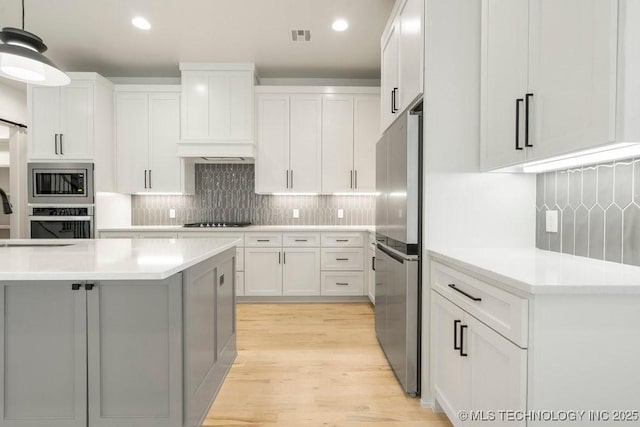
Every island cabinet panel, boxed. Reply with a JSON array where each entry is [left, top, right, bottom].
[[0, 282, 87, 427], [87, 276, 183, 427]]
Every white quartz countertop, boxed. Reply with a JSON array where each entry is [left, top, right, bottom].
[[0, 238, 239, 281], [428, 247, 640, 295], [99, 225, 375, 232]]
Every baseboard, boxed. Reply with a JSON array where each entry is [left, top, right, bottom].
[[237, 296, 370, 303], [420, 398, 434, 409]]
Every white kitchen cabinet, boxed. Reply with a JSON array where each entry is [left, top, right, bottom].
[[244, 248, 283, 296], [115, 89, 194, 194], [381, 0, 424, 131], [432, 292, 527, 427], [0, 282, 87, 427], [481, 0, 618, 170], [255, 94, 322, 194], [179, 64, 254, 157], [353, 96, 380, 192], [282, 248, 321, 296]]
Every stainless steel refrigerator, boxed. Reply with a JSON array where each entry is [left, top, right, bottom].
[[375, 103, 422, 397]]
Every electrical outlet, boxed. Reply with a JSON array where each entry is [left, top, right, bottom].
[[292, 209, 300, 219], [545, 210, 558, 233], [338, 209, 344, 219], [169, 208, 176, 219]]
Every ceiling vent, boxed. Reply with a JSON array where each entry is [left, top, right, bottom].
[[291, 29, 311, 42]]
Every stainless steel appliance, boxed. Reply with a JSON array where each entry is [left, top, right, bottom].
[[375, 103, 422, 397], [29, 206, 94, 239], [183, 222, 252, 228], [28, 163, 94, 205]]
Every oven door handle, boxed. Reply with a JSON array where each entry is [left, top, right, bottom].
[[29, 216, 93, 221]]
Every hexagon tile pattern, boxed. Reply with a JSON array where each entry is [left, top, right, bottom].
[[536, 158, 640, 266], [132, 164, 375, 227]]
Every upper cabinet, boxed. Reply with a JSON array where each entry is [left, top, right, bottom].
[[115, 87, 194, 194], [28, 72, 115, 192], [255, 87, 380, 195], [179, 63, 255, 158], [481, 0, 620, 170], [381, 0, 424, 132]]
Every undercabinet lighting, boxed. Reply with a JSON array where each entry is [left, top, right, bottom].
[[520, 143, 640, 173], [333, 192, 379, 196], [131, 16, 151, 30], [272, 193, 319, 196], [134, 192, 184, 196], [332, 19, 349, 32]]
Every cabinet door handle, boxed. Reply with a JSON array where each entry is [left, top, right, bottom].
[[283, 252, 286, 264], [149, 170, 152, 189], [460, 324, 468, 357], [336, 258, 350, 261], [372, 256, 375, 271], [257, 239, 270, 242], [59, 134, 63, 155], [448, 283, 482, 302], [290, 170, 293, 189], [515, 98, 523, 150], [336, 239, 349, 242], [392, 88, 399, 113], [350, 170, 353, 189], [295, 239, 308, 242], [278, 252, 281, 264], [336, 282, 349, 286], [286, 170, 289, 189], [453, 319, 461, 350], [54, 134, 59, 155], [220, 274, 225, 286], [354, 170, 358, 189], [144, 170, 148, 189], [525, 93, 534, 147]]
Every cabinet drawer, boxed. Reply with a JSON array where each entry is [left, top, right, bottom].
[[283, 232, 321, 247], [244, 233, 283, 247], [236, 248, 244, 271], [431, 261, 528, 347], [321, 233, 364, 247], [321, 248, 364, 271], [178, 232, 245, 246], [321, 272, 364, 296]]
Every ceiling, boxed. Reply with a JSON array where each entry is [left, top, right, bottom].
[[0, 0, 395, 79]]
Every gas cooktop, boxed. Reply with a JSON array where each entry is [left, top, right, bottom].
[[183, 222, 252, 228]]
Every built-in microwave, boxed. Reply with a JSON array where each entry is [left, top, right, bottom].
[[28, 163, 94, 205]]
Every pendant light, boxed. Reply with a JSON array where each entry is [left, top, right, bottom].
[[0, 0, 70, 86]]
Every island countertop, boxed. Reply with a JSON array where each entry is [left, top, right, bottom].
[[0, 238, 240, 281]]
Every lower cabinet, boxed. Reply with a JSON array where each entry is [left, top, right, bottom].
[[282, 248, 321, 296], [432, 291, 527, 427], [244, 247, 283, 296]]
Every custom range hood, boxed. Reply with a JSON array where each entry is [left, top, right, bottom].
[[177, 63, 256, 162]]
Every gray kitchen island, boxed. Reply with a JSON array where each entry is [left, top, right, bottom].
[[0, 238, 239, 427]]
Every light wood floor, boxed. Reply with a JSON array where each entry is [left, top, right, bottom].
[[205, 303, 453, 427]]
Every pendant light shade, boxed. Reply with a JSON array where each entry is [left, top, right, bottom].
[[0, 27, 70, 86]]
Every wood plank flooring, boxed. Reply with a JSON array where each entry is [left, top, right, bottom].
[[205, 303, 452, 427]]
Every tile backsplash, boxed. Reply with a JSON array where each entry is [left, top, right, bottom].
[[536, 158, 640, 266], [132, 164, 375, 226]]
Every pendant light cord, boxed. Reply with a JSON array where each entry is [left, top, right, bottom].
[[22, 0, 25, 29]]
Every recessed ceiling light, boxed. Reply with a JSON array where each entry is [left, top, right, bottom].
[[131, 16, 151, 30], [332, 19, 349, 32]]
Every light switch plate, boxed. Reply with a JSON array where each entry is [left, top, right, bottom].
[[338, 209, 344, 219], [545, 210, 558, 233], [169, 208, 176, 219], [292, 209, 299, 219]]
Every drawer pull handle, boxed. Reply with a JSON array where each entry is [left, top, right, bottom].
[[448, 284, 482, 302], [336, 282, 349, 286], [453, 320, 461, 350], [336, 258, 350, 261], [257, 239, 270, 242], [295, 239, 308, 242], [460, 324, 468, 357], [336, 239, 349, 242]]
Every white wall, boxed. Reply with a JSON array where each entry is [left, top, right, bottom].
[[420, 0, 535, 408], [0, 79, 27, 125]]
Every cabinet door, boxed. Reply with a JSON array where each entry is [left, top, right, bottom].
[[115, 93, 149, 194], [87, 278, 182, 427], [322, 95, 354, 193], [209, 71, 253, 141], [59, 81, 94, 159], [181, 72, 209, 140], [29, 87, 60, 160], [255, 95, 289, 193], [527, 0, 617, 159], [283, 248, 320, 296], [216, 257, 236, 355], [244, 248, 283, 296], [398, 0, 424, 111], [289, 95, 322, 193], [432, 292, 469, 425], [381, 22, 400, 131], [353, 95, 380, 192], [0, 282, 87, 427], [466, 314, 527, 427], [149, 93, 181, 193], [480, 0, 529, 170]]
